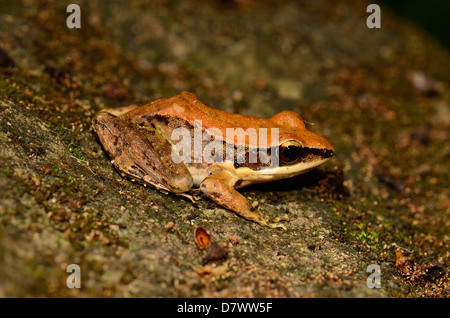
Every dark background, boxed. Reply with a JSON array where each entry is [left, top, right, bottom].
[[381, 0, 450, 50]]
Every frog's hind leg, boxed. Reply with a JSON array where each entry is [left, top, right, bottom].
[[93, 111, 193, 194]]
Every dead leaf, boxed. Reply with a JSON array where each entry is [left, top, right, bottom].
[[202, 242, 228, 265], [194, 226, 211, 250], [395, 250, 414, 277]]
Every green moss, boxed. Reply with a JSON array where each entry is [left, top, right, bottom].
[[351, 225, 381, 251], [3, 165, 13, 177]]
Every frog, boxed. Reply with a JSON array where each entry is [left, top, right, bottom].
[[92, 91, 334, 229]]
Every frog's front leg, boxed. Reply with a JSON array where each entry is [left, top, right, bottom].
[[93, 111, 193, 194], [200, 171, 287, 230]]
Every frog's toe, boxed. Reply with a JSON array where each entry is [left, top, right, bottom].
[[266, 222, 287, 230], [268, 214, 290, 223], [254, 214, 288, 230], [263, 214, 289, 230]]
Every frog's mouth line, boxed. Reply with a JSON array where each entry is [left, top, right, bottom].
[[292, 148, 334, 163], [233, 147, 334, 170], [226, 155, 334, 187]]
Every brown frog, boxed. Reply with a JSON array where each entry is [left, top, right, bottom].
[[93, 91, 334, 229]]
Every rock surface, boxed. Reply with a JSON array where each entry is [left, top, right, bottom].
[[0, 0, 448, 297]]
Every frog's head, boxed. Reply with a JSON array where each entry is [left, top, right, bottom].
[[273, 110, 333, 157], [233, 110, 334, 184], [266, 110, 334, 178]]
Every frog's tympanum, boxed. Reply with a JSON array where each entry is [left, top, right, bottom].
[[93, 91, 334, 229]]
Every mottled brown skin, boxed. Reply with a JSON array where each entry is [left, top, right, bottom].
[[93, 91, 334, 229], [117, 91, 334, 150]]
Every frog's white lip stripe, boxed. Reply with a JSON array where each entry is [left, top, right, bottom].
[[191, 157, 331, 188], [188, 156, 332, 187], [241, 157, 332, 179]]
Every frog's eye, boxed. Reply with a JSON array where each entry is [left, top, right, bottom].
[[279, 141, 303, 164]]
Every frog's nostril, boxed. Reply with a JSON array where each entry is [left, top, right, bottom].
[[311, 148, 334, 160], [313, 148, 334, 160]]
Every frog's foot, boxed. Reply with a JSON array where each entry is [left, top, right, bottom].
[[177, 192, 197, 203], [266, 214, 290, 230], [251, 213, 289, 230], [199, 170, 288, 230]]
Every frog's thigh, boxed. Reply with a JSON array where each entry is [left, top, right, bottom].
[[93, 112, 193, 193], [200, 171, 286, 229]]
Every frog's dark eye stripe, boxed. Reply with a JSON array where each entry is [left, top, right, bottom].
[[279, 141, 303, 164]]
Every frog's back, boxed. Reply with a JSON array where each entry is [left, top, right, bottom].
[[123, 91, 278, 130], [113, 91, 331, 150]]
